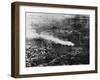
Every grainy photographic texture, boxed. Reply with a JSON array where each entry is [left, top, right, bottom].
[[25, 13, 89, 67]]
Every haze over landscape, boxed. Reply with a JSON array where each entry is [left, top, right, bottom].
[[26, 13, 90, 67]]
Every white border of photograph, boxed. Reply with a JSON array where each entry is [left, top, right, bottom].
[[19, 6, 95, 75]]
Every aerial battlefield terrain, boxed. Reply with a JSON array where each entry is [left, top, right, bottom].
[[25, 13, 89, 67]]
